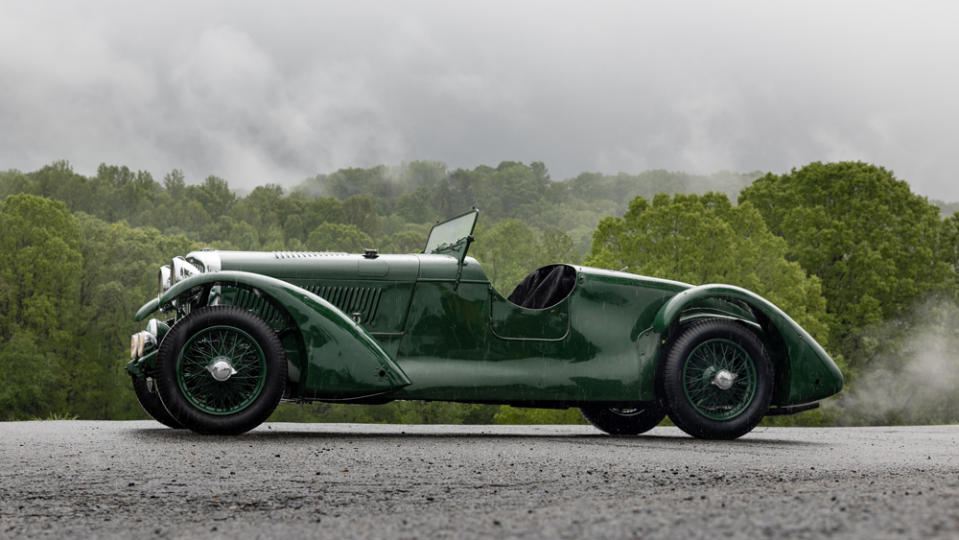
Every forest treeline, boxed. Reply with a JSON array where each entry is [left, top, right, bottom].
[[0, 160, 957, 426]]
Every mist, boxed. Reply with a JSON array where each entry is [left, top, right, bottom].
[[2, 1, 959, 200], [838, 297, 959, 425]]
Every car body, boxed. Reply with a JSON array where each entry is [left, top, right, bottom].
[[127, 209, 843, 438]]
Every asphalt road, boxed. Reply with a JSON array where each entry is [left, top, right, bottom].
[[1, 421, 958, 539]]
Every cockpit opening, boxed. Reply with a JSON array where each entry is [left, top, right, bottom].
[[506, 264, 577, 309]]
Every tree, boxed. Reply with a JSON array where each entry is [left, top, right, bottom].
[[739, 162, 953, 370], [0, 169, 30, 199], [232, 184, 285, 232], [494, 406, 586, 425], [395, 188, 437, 224], [0, 195, 82, 419], [163, 169, 186, 199], [940, 212, 959, 299], [307, 222, 373, 253], [0, 195, 82, 343], [585, 192, 832, 346], [282, 195, 343, 244], [190, 175, 236, 220], [0, 331, 64, 420], [318, 166, 391, 200], [397, 161, 447, 190], [342, 194, 379, 237], [471, 220, 577, 295], [70, 214, 194, 419], [382, 230, 427, 253]]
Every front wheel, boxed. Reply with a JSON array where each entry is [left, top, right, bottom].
[[131, 375, 182, 429], [661, 319, 772, 440], [580, 403, 666, 435], [154, 306, 287, 435]]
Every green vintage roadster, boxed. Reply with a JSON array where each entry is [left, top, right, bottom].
[[127, 209, 842, 439]]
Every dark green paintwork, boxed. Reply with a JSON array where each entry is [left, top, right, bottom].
[[126, 349, 157, 377], [135, 298, 160, 321], [653, 284, 843, 404], [138, 270, 412, 398], [130, 214, 843, 411]]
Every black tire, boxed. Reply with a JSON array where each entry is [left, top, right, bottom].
[[154, 306, 286, 435], [580, 403, 666, 435], [662, 318, 773, 440], [131, 375, 183, 429]]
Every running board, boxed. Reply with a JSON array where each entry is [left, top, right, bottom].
[[766, 402, 820, 416]]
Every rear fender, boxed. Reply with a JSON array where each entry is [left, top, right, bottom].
[[134, 271, 412, 398], [652, 284, 843, 405]]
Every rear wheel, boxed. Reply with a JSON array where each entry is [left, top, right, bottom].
[[580, 403, 665, 435], [131, 375, 182, 429], [662, 319, 772, 440], [154, 306, 286, 435]]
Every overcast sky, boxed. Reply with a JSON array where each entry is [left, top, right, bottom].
[[2, 1, 958, 200]]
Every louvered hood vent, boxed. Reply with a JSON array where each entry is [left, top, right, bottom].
[[304, 284, 383, 325], [272, 251, 349, 259]]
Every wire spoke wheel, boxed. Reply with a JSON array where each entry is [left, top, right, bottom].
[[580, 402, 666, 435], [177, 326, 268, 415], [682, 338, 757, 421], [155, 306, 286, 435], [131, 375, 182, 429], [662, 318, 772, 440]]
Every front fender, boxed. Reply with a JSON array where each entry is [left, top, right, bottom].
[[134, 271, 412, 399], [653, 284, 843, 405]]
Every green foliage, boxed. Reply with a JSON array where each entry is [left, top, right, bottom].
[[585, 192, 832, 346], [0, 195, 81, 419], [307, 222, 374, 253], [470, 219, 578, 294], [69, 215, 194, 418], [0, 193, 193, 420], [940, 212, 959, 298], [0, 195, 81, 345], [740, 162, 952, 374], [342, 195, 379, 237], [191, 175, 236, 220], [493, 406, 588, 425], [0, 331, 64, 420], [381, 228, 429, 254]]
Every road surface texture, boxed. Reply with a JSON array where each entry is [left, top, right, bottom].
[[1, 421, 957, 539]]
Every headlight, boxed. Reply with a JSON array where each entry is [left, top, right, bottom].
[[158, 265, 172, 297], [170, 256, 200, 286], [130, 330, 157, 359], [186, 250, 221, 273], [137, 331, 156, 357]]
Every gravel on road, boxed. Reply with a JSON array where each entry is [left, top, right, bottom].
[[1, 421, 958, 539]]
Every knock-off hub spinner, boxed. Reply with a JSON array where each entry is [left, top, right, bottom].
[[208, 357, 238, 382], [711, 369, 738, 391]]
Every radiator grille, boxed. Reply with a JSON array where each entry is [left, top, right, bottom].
[[229, 288, 289, 328]]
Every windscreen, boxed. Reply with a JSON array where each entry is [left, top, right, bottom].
[[424, 210, 478, 254]]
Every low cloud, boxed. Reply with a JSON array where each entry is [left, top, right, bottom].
[[1, 1, 958, 199]]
